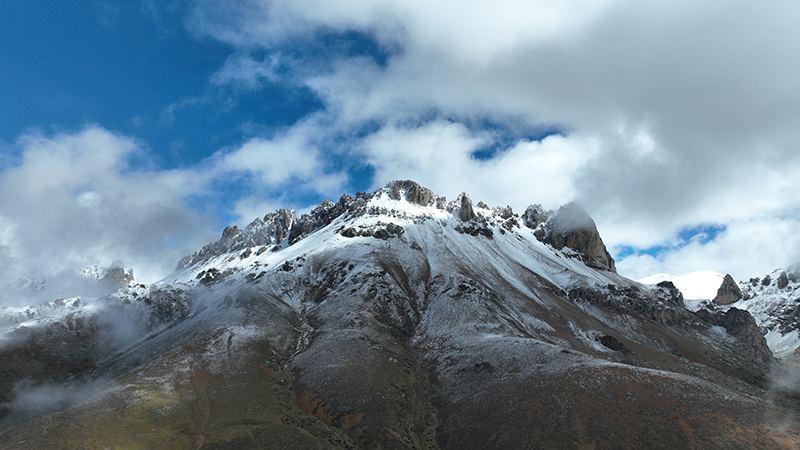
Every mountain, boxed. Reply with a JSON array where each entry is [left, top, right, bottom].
[[638, 270, 725, 301], [1, 180, 799, 449], [640, 266, 800, 360], [721, 265, 800, 360]]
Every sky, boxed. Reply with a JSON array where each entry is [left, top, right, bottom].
[[2, 0, 800, 298]]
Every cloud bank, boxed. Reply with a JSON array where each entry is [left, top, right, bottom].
[[5, 0, 800, 298], [179, 0, 800, 279]]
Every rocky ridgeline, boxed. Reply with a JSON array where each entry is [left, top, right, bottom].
[[524, 202, 616, 272], [736, 265, 800, 336], [177, 180, 617, 273], [713, 274, 743, 305]]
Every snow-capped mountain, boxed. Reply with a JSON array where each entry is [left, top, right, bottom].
[[638, 270, 725, 302], [725, 266, 800, 359], [1, 180, 798, 449], [640, 266, 800, 360]]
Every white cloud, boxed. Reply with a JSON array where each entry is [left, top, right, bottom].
[[616, 217, 800, 281], [0, 121, 354, 306], [362, 121, 597, 211], [210, 52, 281, 90], [213, 122, 348, 195], [0, 126, 212, 299], [183, 0, 800, 279]]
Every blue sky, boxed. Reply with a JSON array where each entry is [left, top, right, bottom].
[[2, 0, 800, 288]]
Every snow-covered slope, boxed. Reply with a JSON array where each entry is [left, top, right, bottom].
[[638, 270, 724, 301], [0, 180, 797, 449], [639, 266, 800, 360], [728, 266, 800, 359], [638, 270, 725, 311]]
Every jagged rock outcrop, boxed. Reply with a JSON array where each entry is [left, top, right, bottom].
[[444, 192, 480, 222], [177, 208, 297, 269], [713, 274, 742, 305], [457, 192, 478, 222], [522, 204, 549, 230], [540, 203, 616, 272], [568, 284, 693, 327], [695, 307, 772, 363], [384, 179, 442, 208], [736, 265, 800, 357], [778, 271, 790, 289], [100, 262, 134, 292], [656, 280, 685, 308], [288, 194, 355, 245]]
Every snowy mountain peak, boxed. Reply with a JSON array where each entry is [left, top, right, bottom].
[[175, 180, 617, 277], [4, 182, 800, 448]]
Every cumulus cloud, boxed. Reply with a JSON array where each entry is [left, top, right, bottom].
[[0, 115, 360, 308], [0, 126, 214, 303], [361, 121, 597, 210], [180, 0, 800, 280]]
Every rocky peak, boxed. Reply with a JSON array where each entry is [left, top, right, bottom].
[[713, 274, 742, 305], [383, 180, 443, 208], [100, 261, 134, 291], [176, 207, 298, 270], [457, 192, 478, 222], [288, 194, 355, 245], [777, 271, 790, 289], [176, 181, 618, 274], [522, 204, 549, 229], [656, 280, 684, 308], [696, 307, 772, 363], [539, 202, 616, 272]]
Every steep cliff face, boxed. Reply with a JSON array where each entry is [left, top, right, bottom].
[[714, 273, 743, 305], [0, 181, 797, 449], [523, 202, 616, 272]]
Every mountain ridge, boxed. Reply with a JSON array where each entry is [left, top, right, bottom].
[[0, 180, 798, 449]]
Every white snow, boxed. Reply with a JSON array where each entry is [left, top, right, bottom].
[[638, 270, 724, 300], [764, 328, 800, 359]]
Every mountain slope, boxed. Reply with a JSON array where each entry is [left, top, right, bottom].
[[1, 181, 798, 449]]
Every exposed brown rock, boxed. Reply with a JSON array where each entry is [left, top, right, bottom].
[[545, 202, 616, 272], [385, 180, 439, 207], [778, 271, 790, 289], [713, 274, 742, 305], [457, 192, 478, 222]]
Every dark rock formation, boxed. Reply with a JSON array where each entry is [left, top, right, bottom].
[[456, 192, 478, 222], [568, 284, 693, 327], [176, 193, 359, 270], [339, 223, 404, 239], [289, 194, 355, 245], [713, 274, 742, 305], [176, 208, 297, 269], [778, 271, 790, 289], [656, 280, 685, 308], [522, 204, 549, 229], [493, 205, 514, 219], [696, 307, 772, 363], [100, 263, 134, 292], [385, 180, 441, 207], [542, 203, 616, 272], [598, 335, 627, 352]]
